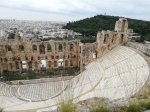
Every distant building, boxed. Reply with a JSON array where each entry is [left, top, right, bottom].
[[128, 29, 141, 39]]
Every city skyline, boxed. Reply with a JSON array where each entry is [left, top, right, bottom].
[[0, 0, 149, 22]]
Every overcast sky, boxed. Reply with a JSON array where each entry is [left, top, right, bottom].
[[0, 0, 149, 22]]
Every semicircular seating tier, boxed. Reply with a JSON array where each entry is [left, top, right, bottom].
[[17, 81, 68, 101], [0, 82, 17, 97], [0, 46, 149, 111], [54, 46, 149, 102]]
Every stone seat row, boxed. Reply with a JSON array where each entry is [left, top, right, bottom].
[[0, 82, 17, 97], [17, 81, 68, 101]]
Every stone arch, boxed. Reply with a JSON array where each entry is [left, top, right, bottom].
[[39, 44, 45, 54], [32, 45, 37, 51], [58, 44, 63, 52], [19, 45, 24, 51], [7, 45, 12, 51], [58, 59, 64, 67], [70, 44, 74, 51], [92, 52, 96, 59], [47, 44, 51, 51], [40, 60, 46, 71]]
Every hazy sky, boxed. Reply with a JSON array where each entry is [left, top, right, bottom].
[[0, 0, 149, 22]]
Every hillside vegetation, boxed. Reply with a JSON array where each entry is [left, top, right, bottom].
[[63, 15, 150, 42]]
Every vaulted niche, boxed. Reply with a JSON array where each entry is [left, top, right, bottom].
[[58, 59, 64, 69], [41, 60, 46, 71], [39, 44, 45, 54], [47, 44, 51, 51], [19, 45, 24, 51]]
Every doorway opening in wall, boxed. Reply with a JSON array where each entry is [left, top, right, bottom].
[[121, 34, 124, 43], [104, 35, 107, 44], [39, 44, 45, 54], [93, 53, 96, 59], [21, 61, 27, 73], [40, 60, 46, 72], [58, 59, 64, 77], [58, 59, 64, 68], [112, 35, 114, 44]]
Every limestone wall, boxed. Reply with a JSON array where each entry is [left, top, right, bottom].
[[96, 18, 129, 58], [0, 34, 81, 73]]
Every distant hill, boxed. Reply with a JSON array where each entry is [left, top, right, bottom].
[[63, 15, 150, 42]]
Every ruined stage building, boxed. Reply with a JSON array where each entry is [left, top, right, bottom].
[[0, 18, 129, 74]]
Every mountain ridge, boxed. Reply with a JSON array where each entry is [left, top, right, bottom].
[[63, 15, 150, 42]]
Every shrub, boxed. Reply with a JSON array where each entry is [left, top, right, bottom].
[[144, 101, 150, 110], [113, 108, 124, 112], [58, 100, 76, 112], [127, 103, 142, 112], [91, 106, 110, 112]]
